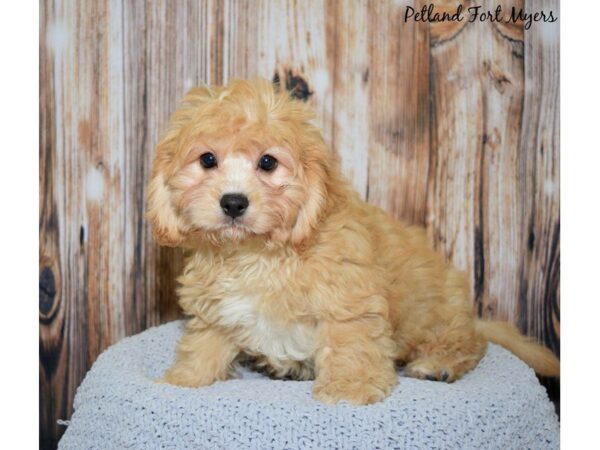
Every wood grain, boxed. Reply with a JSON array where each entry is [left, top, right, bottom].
[[366, 0, 431, 224], [518, 0, 560, 355], [428, 0, 487, 311], [40, 1, 561, 447], [428, 0, 529, 321], [517, 0, 560, 405]]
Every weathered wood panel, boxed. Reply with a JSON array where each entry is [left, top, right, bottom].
[[517, 0, 560, 404], [429, 0, 526, 321], [428, 0, 484, 322], [366, 0, 431, 224], [40, 1, 560, 447]]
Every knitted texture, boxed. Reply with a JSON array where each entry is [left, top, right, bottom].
[[58, 321, 559, 450]]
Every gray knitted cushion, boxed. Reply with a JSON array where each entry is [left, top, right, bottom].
[[58, 320, 559, 450]]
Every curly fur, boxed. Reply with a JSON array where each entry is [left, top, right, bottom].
[[147, 78, 559, 405]]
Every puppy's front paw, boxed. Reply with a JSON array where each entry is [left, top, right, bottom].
[[312, 379, 394, 405], [159, 366, 218, 388]]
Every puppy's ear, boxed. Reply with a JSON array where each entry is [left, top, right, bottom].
[[290, 140, 332, 245], [146, 169, 188, 247], [146, 86, 217, 246]]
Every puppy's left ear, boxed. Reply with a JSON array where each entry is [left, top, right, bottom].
[[290, 141, 332, 245]]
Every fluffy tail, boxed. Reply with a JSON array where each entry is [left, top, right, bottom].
[[476, 320, 560, 377]]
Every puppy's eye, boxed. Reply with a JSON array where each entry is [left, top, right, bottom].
[[199, 152, 217, 169], [258, 154, 278, 172]]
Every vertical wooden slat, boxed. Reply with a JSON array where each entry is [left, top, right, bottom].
[[366, 0, 430, 223], [478, 0, 526, 323], [122, 0, 151, 335], [40, 1, 66, 446], [428, 0, 488, 310], [518, 0, 560, 400], [326, 0, 370, 196], [428, 0, 529, 324], [145, 1, 181, 325], [511, 0, 560, 407], [41, 1, 92, 447]]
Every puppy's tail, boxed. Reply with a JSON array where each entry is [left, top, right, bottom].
[[475, 320, 560, 377]]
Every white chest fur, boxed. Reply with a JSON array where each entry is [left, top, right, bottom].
[[217, 295, 315, 361]]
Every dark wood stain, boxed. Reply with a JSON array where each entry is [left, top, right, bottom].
[[39, 267, 56, 317], [273, 69, 313, 101]]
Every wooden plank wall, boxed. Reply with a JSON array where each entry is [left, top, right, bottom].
[[40, 0, 560, 447]]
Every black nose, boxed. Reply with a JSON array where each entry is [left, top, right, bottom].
[[220, 193, 249, 219]]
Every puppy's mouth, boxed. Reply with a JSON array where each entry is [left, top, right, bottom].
[[223, 217, 249, 229], [216, 217, 255, 236], [210, 219, 257, 244]]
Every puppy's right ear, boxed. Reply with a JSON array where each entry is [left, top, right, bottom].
[[146, 86, 217, 246], [146, 167, 187, 247]]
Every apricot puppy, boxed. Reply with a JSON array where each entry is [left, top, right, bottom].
[[147, 78, 559, 404]]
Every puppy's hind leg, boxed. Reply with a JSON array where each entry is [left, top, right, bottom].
[[402, 306, 487, 382], [404, 271, 487, 382], [404, 343, 485, 382]]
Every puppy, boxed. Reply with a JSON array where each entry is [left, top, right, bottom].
[[147, 78, 559, 404]]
